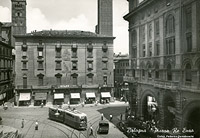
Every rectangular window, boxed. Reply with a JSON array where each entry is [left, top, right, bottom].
[[38, 61, 43, 70], [72, 62, 77, 70], [155, 19, 159, 36], [72, 76, 77, 85], [38, 51, 43, 57], [72, 50, 77, 58], [88, 62, 93, 70], [38, 77, 43, 86], [56, 61, 61, 70], [56, 49, 61, 58], [142, 44, 146, 57], [186, 7, 192, 29], [155, 41, 160, 56], [56, 77, 61, 85], [88, 76, 93, 84], [22, 51, 27, 58], [166, 37, 175, 55], [142, 69, 145, 77], [149, 43, 152, 57], [186, 33, 192, 52], [88, 50, 93, 58], [102, 61, 108, 70], [132, 47, 137, 58], [103, 76, 107, 85], [23, 77, 27, 88], [22, 62, 27, 69]]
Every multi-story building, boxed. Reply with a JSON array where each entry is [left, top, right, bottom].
[[12, 0, 114, 106], [0, 22, 14, 105], [113, 53, 129, 99], [124, 0, 200, 135]]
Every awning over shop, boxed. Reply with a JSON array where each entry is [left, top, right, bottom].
[[0, 93, 6, 100], [19, 93, 31, 101], [86, 92, 96, 98], [101, 92, 111, 98], [54, 93, 64, 99], [35, 93, 47, 100], [70, 93, 80, 99]]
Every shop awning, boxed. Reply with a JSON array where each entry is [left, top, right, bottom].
[[54, 93, 64, 99], [101, 92, 111, 98], [70, 93, 80, 99], [19, 93, 31, 101], [0, 93, 6, 100], [86, 93, 96, 98], [35, 93, 47, 100]]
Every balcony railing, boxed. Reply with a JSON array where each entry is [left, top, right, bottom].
[[153, 80, 180, 90], [16, 85, 32, 89]]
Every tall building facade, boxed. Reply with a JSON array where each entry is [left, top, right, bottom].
[[96, 0, 113, 36], [12, 0, 114, 106], [124, 0, 200, 135], [0, 22, 14, 104], [114, 53, 129, 99]]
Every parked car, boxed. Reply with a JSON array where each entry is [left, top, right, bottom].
[[97, 120, 109, 134]]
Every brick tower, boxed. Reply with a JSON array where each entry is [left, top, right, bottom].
[[11, 0, 27, 35], [96, 0, 113, 36]]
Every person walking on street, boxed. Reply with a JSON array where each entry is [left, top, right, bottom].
[[110, 114, 113, 121], [101, 113, 104, 120], [35, 120, 38, 130], [21, 119, 24, 128], [120, 113, 123, 121], [90, 125, 93, 135]]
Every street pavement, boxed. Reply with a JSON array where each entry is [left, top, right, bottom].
[[0, 101, 128, 138]]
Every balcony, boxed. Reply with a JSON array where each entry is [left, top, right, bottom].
[[16, 85, 32, 89], [123, 75, 137, 83], [153, 80, 180, 90]]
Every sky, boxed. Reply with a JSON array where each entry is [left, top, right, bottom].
[[0, 0, 129, 54]]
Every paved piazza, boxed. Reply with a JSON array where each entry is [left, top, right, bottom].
[[0, 102, 128, 138]]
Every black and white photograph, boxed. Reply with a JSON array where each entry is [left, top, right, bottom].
[[0, 0, 200, 138]]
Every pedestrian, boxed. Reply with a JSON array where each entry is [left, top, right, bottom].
[[90, 125, 93, 135], [109, 114, 113, 121], [101, 113, 104, 120], [120, 113, 123, 121], [41, 102, 44, 108], [35, 121, 38, 130], [21, 119, 24, 128]]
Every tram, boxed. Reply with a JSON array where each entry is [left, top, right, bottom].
[[49, 107, 87, 130]]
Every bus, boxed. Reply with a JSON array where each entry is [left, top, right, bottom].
[[49, 107, 87, 130]]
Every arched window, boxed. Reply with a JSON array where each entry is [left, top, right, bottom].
[[155, 64, 159, 79], [147, 63, 152, 78], [185, 63, 192, 82], [131, 30, 137, 58], [166, 14, 175, 35], [167, 64, 172, 81], [165, 14, 175, 55]]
